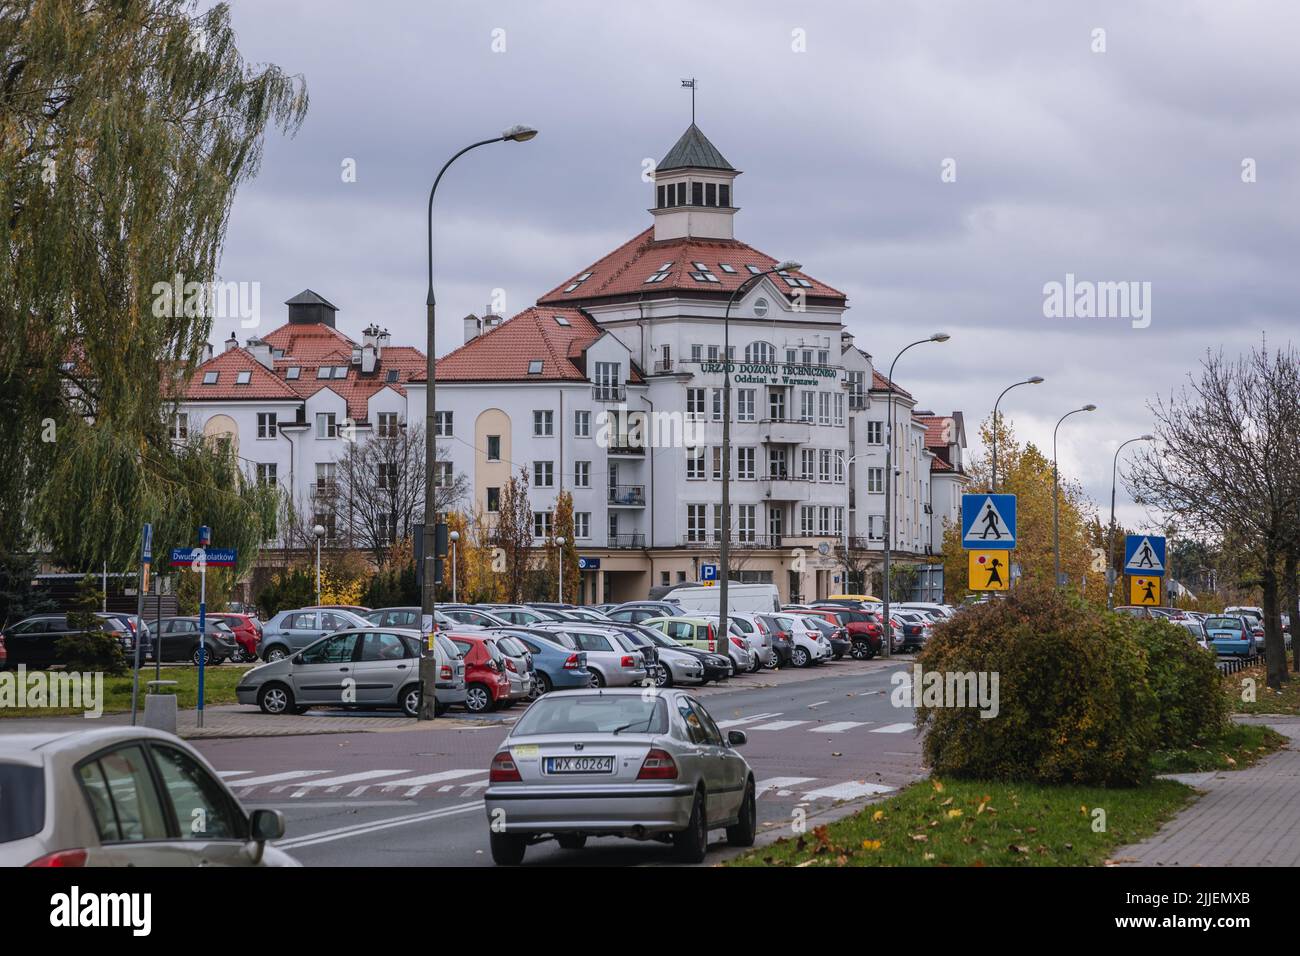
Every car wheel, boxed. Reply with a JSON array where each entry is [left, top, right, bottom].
[[401, 684, 420, 718], [258, 683, 294, 716], [726, 780, 757, 847], [791, 646, 810, 668], [556, 834, 587, 850], [191, 646, 209, 667], [489, 831, 526, 866], [590, 671, 606, 688], [655, 666, 673, 688], [749, 656, 761, 673], [464, 683, 493, 713], [536, 672, 554, 695], [673, 790, 709, 864], [263, 647, 288, 663], [850, 640, 871, 661]]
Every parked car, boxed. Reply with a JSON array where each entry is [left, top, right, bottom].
[[604, 601, 683, 624], [727, 613, 775, 669], [496, 628, 593, 695], [479, 605, 561, 626], [530, 624, 650, 687], [99, 612, 153, 661], [364, 606, 422, 628], [662, 582, 781, 616], [0, 613, 135, 669], [260, 608, 370, 661], [754, 613, 795, 666], [639, 615, 751, 673], [892, 611, 933, 652], [494, 634, 538, 704], [446, 633, 513, 713], [207, 613, 261, 662], [1203, 615, 1255, 657], [808, 606, 882, 660], [441, 607, 510, 628], [237, 628, 453, 716], [0, 727, 293, 867], [640, 628, 730, 684], [768, 613, 831, 667], [797, 611, 850, 659], [483, 688, 755, 865], [152, 616, 240, 665], [560, 608, 615, 624]]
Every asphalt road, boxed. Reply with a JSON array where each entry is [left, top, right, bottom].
[[194, 656, 925, 866]]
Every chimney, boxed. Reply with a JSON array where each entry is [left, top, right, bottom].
[[200, 341, 213, 364], [361, 323, 385, 363], [245, 336, 274, 370], [224, 331, 239, 352], [463, 313, 482, 344], [361, 344, 377, 374]]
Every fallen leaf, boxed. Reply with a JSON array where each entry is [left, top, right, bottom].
[[947, 809, 963, 819], [1008, 844, 1029, 854], [932, 780, 945, 793], [872, 810, 885, 822], [911, 834, 929, 842], [923, 852, 936, 860], [940, 797, 954, 806], [861, 839, 882, 851]]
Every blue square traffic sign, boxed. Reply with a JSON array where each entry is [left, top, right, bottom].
[[962, 494, 1017, 550], [1124, 535, 1165, 574]]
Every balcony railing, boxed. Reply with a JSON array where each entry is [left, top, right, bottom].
[[608, 484, 646, 506], [592, 385, 626, 402], [609, 533, 646, 548], [653, 359, 674, 374], [606, 442, 645, 456], [683, 532, 784, 548]]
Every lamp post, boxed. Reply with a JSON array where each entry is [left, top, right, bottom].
[[449, 530, 460, 603], [1107, 434, 1155, 608], [882, 333, 949, 658], [312, 524, 325, 606], [1052, 404, 1097, 586], [843, 454, 857, 594], [991, 376, 1045, 491], [718, 260, 801, 649], [556, 536, 567, 603], [420, 124, 537, 721]]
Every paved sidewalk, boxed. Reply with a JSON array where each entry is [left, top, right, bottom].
[[1115, 716, 1300, 866]]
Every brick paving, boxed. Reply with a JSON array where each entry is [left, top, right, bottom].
[[1115, 716, 1300, 866]]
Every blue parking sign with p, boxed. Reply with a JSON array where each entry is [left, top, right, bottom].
[[701, 564, 718, 581], [962, 494, 1017, 550]]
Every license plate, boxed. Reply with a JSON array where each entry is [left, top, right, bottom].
[[544, 756, 614, 774]]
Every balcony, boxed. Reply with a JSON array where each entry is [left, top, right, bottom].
[[683, 533, 784, 549], [609, 533, 646, 548], [759, 417, 811, 445], [763, 474, 812, 500], [608, 484, 646, 507], [606, 442, 645, 458], [592, 385, 626, 403], [653, 358, 675, 374]]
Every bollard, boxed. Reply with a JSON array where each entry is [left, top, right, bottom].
[[143, 679, 179, 735]]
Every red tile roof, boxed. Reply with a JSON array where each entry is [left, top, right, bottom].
[[537, 228, 845, 306], [416, 307, 642, 384], [262, 322, 356, 363], [183, 348, 301, 401], [914, 415, 951, 450], [871, 369, 914, 400]]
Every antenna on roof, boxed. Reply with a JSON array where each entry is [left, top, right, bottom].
[[680, 78, 696, 124]]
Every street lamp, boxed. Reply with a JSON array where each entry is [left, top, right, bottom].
[[420, 125, 537, 721], [449, 530, 460, 603], [843, 453, 857, 594], [882, 333, 949, 658], [556, 536, 567, 603], [991, 376, 1045, 491], [718, 259, 801, 649], [312, 524, 325, 606], [1052, 404, 1097, 586], [1107, 434, 1155, 608]]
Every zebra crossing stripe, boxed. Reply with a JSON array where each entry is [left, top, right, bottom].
[[870, 722, 915, 734], [288, 769, 414, 788], [235, 770, 330, 787], [716, 712, 782, 729], [757, 776, 817, 794], [801, 781, 895, 801], [747, 719, 808, 731], [814, 721, 869, 733]]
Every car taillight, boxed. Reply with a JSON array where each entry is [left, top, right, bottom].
[[730, 637, 744, 648], [439, 664, 452, 680], [27, 849, 87, 867], [637, 749, 678, 780], [563, 653, 581, 670], [620, 654, 636, 668], [756, 620, 767, 633], [489, 751, 522, 782], [505, 659, 517, 673]]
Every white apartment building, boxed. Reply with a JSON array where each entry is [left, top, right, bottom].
[[175, 123, 967, 603]]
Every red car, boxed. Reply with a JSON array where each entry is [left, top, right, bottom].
[[809, 606, 882, 660], [209, 613, 261, 662], [446, 633, 512, 714]]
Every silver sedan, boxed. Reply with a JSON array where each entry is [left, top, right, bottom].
[[483, 688, 756, 865]]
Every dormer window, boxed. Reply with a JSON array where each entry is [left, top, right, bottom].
[[316, 366, 331, 379], [562, 273, 592, 294], [385, 369, 398, 383], [644, 262, 674, 284], [286, 366, 300, 380], [528, 360, 543, 374], [333, 366, 347, 379], [202, 371, 218, 385], [235, 370, 251, 385]]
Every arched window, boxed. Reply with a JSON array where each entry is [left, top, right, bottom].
[[745, 341, 775, 364]]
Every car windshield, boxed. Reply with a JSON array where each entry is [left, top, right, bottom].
[[511, 695, 669, 736], [1205, 618, 1245, 633], [0, 762, 44, 844]]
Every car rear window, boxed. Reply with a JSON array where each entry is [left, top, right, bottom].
[[1205, 618, 1244, 632], [0, 763, 44, 843], [511, 695, 668, 736]]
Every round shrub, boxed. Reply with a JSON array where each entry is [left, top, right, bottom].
[[1126, 616, 1226, 748], [916, 584, 1157, 787]]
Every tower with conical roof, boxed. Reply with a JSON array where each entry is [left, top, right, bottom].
[[650, 124, 740, 242]]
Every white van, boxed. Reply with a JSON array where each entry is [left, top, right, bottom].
[[666, 582, 781, 616]]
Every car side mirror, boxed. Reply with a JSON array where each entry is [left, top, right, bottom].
[[247, 808, 285, 864], [727, 730, 747, 748]]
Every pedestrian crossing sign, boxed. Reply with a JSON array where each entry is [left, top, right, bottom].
[[969, 550, 1010, 591], [1130, 576, 1162, 606], [1124, 535, 1166, 574], [962, 494, 1017, 550]]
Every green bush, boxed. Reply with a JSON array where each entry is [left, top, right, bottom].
[[54, 631, 127, 675], [916, 584, 1157, 787], [257, 568, 315, 617], [1128, 617, 1227, 748]]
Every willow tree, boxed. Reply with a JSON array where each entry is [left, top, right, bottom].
[[0, 1, 307, 569]]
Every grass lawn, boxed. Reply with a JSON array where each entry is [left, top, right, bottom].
[[0, 665, 253, 717], [1227, 662, 1300, 716], [728, 776, 1192, 867], [1150, 723, 1288, 774]]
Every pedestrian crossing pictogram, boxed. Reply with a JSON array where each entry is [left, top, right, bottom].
[[962, 494, 1017, 550]]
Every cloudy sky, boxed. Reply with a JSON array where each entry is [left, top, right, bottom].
[[210, 0, 1300, 530]]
